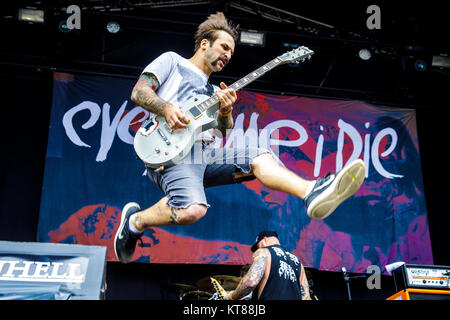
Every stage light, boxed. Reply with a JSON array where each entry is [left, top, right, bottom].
[[401, 55, 431, 73], [432, 54, 450, 69], [106, 21, 121, 34], [18, 8, 45, 24], [282, 42, 299, 49], [414, 59, 427, 72], [58, 20, 71, 32], [358, 48, 372, 61], [239, 29, 266, 47]]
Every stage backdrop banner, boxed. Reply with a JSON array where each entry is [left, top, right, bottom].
[[38, 72, 433, 273]]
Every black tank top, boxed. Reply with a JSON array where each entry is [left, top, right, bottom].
[[254, 245, 302, 300]]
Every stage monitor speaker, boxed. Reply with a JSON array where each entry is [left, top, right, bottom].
[[0, 241, 107, 300]]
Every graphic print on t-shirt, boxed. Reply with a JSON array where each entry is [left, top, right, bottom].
[[273, 246, 299, 283], [176, 64, 215, 107]]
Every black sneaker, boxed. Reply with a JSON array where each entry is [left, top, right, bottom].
[[114, 202, 142, 264], [304, 159, 366, 220]]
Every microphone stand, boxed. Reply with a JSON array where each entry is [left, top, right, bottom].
[[341, 267, 367, 301]]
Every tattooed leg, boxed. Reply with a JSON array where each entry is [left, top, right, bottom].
[[169, 207, 180, 224], [130, 197, 206, 229], [130, 197, 171, 231]]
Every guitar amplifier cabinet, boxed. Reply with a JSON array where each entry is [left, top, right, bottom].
[[392, 264, 450, 292], [0, 241, 107, 300], [387, 289, 450, 300]]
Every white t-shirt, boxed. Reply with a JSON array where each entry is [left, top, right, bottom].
[[142, 51, 218, 142]]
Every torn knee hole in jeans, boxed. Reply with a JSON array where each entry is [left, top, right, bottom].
[[233, 170, 255, 183]]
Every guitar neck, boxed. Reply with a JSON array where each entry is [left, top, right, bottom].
[[228, 57, 284, 92], [199, 57, 285, 112]]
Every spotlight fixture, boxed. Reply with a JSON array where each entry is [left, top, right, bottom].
[[432, 54, 450, 69], [358, 48, 372, 61], [414, 59, 427, 72], [18, 8, 45, 24], [282, 42, 299, 49], [239, 29, 266, 47], [58, 20, 70, 32], [401, 55, 430, 73], [106, 21, 121, 34]]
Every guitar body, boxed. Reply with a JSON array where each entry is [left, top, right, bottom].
[[134, 94, 219, 168]]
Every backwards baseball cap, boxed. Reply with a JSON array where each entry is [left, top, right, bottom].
[[251, 230, 278, 252]]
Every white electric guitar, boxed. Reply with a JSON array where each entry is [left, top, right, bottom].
[[134, 46, 314, 170]]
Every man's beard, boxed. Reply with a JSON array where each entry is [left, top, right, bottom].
[[211, 56, 228, 67]]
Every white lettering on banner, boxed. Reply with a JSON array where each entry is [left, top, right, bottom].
[[314, 126, 325, 177], [371, 128, 403, 179], [63, 101, 101, 148], [61, 101, 404, 179], [117, 106, 150, 144], [0, 260, 85, 283], [98, 101, 128, 162], [63, 100, 130, 161], [337, 119, 363, 172], [259, 118, 308, 148]]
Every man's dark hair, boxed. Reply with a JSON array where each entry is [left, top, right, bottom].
[[193, 12, 239, 53]]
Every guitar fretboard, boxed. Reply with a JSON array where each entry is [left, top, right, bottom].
[[211, 277, 228, 300], [196, 57, 284, 113]]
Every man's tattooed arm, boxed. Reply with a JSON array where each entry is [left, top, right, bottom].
[[228, 248, 269, 300], [131, 73, 168, 116], [299, 264, 312, 300], [132, 72, 190, 130], [216, 112, 234, 137]]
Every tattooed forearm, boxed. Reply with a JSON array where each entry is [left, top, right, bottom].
[[300, 283, 311, 300], [300, 264, 312, 300], [215, 113, 234, 137], [230, 249, 268, 300], [131, 73, 169, 116]]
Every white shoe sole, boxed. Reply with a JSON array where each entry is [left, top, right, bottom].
[[114, 202, 141, 263], [307, 159, 366, 220]]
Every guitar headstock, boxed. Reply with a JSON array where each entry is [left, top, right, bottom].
[[210, 277, 227, 300], [278, 46, 314, 65]]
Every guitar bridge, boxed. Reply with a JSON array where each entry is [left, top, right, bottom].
[[163, 122, 174, 134], [157, 128, 171, 145]]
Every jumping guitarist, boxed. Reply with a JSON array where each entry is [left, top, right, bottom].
[[114, 12, 366, 264]]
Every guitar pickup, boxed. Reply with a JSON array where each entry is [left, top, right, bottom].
[[189, 106, 202, 119], [157, 128, 171, 145], [163, 122, 174, 134]]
